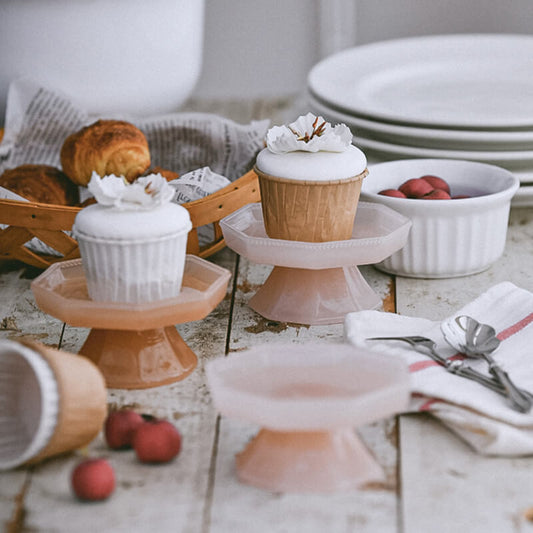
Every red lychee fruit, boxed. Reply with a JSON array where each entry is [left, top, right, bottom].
[[378, 188, 407, 198], [420, 175, 451, 194], [104, 410, 145, 450], [71, 458, 115, 501], [422, 189, 452, 200], [133, 420, 182, 464], [398, 178, 434, 198]]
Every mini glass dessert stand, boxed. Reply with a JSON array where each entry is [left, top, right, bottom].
[[220, 202, 411, 325], [31, 256, 231, 389], [206, 343, 410, 492]]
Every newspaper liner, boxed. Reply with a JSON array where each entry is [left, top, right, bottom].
[[255, 167, 369, 242], [0, 339, 107, 469], [0, 78, 269, 255]]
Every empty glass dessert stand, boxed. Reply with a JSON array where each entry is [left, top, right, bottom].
[[206, 343, 410, 492], [31, 256, 231, 389], [220, 202, 411, 325]]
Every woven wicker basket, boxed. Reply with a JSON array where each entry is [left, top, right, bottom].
[[0, 132, 260, 268]]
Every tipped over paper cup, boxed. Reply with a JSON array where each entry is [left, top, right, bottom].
[[0, 339, 107, 470]]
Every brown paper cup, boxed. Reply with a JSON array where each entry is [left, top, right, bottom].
[[0, 339, 107, 469], [256, 167, 368, 242]]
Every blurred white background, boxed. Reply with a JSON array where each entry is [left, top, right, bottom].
[[195, 0, 533, 100], [1, 0, 533, 124]]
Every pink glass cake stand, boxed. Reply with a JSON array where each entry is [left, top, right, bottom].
[[220, 202, 411, 325], [206, 343, 410, 492], [31, 256, 231, 389]]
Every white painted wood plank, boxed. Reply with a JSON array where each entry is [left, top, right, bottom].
[[400, 414, 533, 533], [22, 400, 218, 533], [201, 88, 401, 531], [397, 207, 533, 533], [207, 254, 399, 533], [196, 88, 401, 533], [0, 97, 283, 532], [0, 263, 66, 526], [9, 250, 236, 533], [0, 470, 28, 529], [0, 265, 64, 345], [0, 97, 403, 532], [209, 418, 398, 533]]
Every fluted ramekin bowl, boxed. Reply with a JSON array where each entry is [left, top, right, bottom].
[[361, 159, 519, 278]]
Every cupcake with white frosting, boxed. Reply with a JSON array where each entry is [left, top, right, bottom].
[[73, 172, 192, 304], [255, 113, 368, 242]]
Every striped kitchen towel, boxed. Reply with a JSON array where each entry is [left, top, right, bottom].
[[344, 281, 533, 456]]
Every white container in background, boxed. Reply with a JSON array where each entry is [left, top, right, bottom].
[[361, 159, 520, 278], [0, 0, 205, 123]]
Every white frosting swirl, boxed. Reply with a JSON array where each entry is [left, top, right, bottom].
[[266, 112, 352, 154], [87, 172, 175, 210]]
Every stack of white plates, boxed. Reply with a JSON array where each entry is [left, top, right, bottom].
[[307, 34, 533, 206]]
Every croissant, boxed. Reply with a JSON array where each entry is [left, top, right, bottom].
[[60, 119, 151, 186], [0, 164, 80, 206]]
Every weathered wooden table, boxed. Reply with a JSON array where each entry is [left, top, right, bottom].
[[2, 99, 533, 533]]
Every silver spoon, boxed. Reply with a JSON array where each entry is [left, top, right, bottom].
[[441, 315, 531, 413], [367, 335, 533, 400]]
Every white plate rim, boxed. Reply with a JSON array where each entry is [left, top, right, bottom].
[[308, 34, 533, 129], [355, 135, 533, 165], [307, 92, 533, 149]]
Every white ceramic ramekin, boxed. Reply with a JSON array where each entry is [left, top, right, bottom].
[[361, 159, 520, 278]]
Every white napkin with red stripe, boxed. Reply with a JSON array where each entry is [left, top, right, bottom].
[[344, 282, 533, 456]]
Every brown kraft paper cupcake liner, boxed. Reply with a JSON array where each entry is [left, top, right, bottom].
[[255, 167, 368, 242], [21, 340, 107, 464]]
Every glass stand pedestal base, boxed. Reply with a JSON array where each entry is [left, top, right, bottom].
[[220, 203, 411, 326], [31, 256, 232, 389], [249, 265, 381, 325], [236, 427, 385, 493], [80, 326, 197, 389]]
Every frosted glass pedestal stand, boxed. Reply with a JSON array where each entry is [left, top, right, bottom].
[[220, 202, 411, 325], [31, 256, 231, 389], [206, 343, 411, 492]]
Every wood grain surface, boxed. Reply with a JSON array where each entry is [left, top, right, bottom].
[[2, 98, 533, 533]]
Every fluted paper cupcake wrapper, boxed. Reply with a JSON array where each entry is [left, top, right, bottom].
[[0, 340, 59, 470], [255, 167, 368, 242], [77, 231, 189, 304], [0, 340, 107, 470]]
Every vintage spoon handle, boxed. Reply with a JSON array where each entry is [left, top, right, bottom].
[[452, 365, 533, 401], [367, 337, 531, 401], [411, 343, 512, 396], [485, 355, 532, 413], [443, 360, 519, 397]]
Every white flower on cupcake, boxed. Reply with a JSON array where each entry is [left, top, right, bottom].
[[87, 172, 175, 209], [266, 112, 353, 154]]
